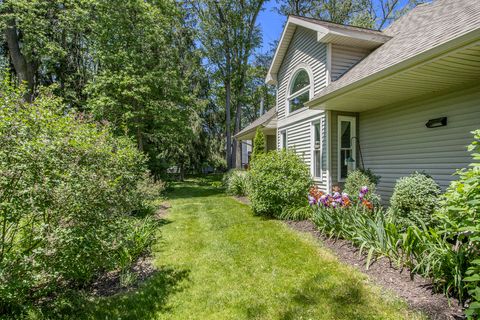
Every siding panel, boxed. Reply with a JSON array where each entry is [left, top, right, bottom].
[[275, 26, 329, 191], [360, 87, 480, 202], [276, 27, 327, 120], [331, 45, 370, 81]]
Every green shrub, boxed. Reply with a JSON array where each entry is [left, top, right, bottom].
[[251, 128, 265, 161], [0, 80, 159, 314], [434, 130, 480, 316], [344, 169, 381, 205], [249, 150, 311, 217], [223, 169, 250, 196], [389, 172, 441, 228]]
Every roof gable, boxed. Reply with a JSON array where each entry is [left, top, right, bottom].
[[265, 16, 391, 85], [308, 0, 480, 107]]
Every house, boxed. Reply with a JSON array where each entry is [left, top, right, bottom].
[[235, 0, 480, 201]]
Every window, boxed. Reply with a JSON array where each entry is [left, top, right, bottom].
[[288, 69, 311, 114], [280, 130, 287, 149], [338, 116, 356, 181], [312, 121, 321, 178]]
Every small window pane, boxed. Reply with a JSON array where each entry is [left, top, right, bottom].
[[340, 149, 351, 180], [289, 91, 309, 112], [314, 150, 321, 177], [314, 122, 321, 145], [282, 131, 287, 149], [341, 121, 351, 148], [290, 70, 310, 94]]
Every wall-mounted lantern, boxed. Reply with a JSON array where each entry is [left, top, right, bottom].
[[425, 117, 447, 128], [346, 156, 355, 173]]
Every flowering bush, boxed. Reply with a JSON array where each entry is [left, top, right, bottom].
[[344, 169, 381, 205], [308, 185, 373, 211]]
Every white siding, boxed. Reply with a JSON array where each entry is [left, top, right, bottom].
[[331, 44, 370, 81], [276, 27, 328, 120], [277, 113, 328, 191], [360, 86, 480, 202], [274, 26, 330, 191]]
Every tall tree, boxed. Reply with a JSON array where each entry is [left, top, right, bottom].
[[191, 0, 265, 169], [1, 0, 94, 104], [87, 0, 204, 177], [275, 0, 430, 29], [275, 0, 375, 28]]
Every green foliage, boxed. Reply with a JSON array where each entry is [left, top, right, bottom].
[[223, 170, 250, 196], [434, 130, 480, 317], [251, 128, 266, 161], [312, 206, 402, 269], [87, 0, 207, 176], [0, 0, 95, 107], [344, 169, 381, 205], [389, 172, 441, 228], [359, 168, 381, 186], [310, 131, 480, 317], [279, 205, 314, 221], [0, 80, 160, 314], [249, 150, 311, 216]]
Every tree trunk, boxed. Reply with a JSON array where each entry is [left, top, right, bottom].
[[233, 99, 242, 169], [225, 78, 232, 169], [5, 19, 35, 101]]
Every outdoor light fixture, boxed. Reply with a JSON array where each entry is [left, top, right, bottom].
[[425, 117, 447, 128], [346, 155, 355, 173]]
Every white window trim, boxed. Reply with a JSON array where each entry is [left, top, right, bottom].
[[310, 119, 322, 179], [286, 64, 314, 117], [337, 115, 356, 182]]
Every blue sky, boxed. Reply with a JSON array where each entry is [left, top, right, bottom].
[[256, 0, 420, 54], [257, 1, 285, 54]]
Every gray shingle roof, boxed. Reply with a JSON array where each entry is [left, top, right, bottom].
[[312, 0, 480, 101], [291, 15, 385, 36], [234, 108, 277, 138]]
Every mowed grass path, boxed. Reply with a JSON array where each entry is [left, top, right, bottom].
[[76, 178, 423, 320]]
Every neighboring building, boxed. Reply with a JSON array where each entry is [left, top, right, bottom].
[[241, 140, 252, 168], [235, 107, 278, 162], [236, 0, 480, 201]]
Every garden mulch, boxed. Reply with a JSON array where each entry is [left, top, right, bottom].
[[89, 201, 172, 297], [285, 220, 465, 320]]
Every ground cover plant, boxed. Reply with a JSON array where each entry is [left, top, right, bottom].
[[0, 80, 162, 316]]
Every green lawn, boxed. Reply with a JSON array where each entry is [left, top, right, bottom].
[[59, 178, 424, 320]]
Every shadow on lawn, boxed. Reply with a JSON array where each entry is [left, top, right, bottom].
[[167, 181, 224, 200], [277, 273, 379, 320], [58, 266, 190, 320]]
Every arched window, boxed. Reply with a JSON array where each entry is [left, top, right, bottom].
[[288, 69, 311, 113]]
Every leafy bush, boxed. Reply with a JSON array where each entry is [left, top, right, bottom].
[[223, 169, 250, 196], [344, 169, 381, 205], [434, 130, 480, 317], [389, 172, 441, 228], [251, 128, 265, 161], [249, 150, 311, 217], [0, 80, 160, 314]]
